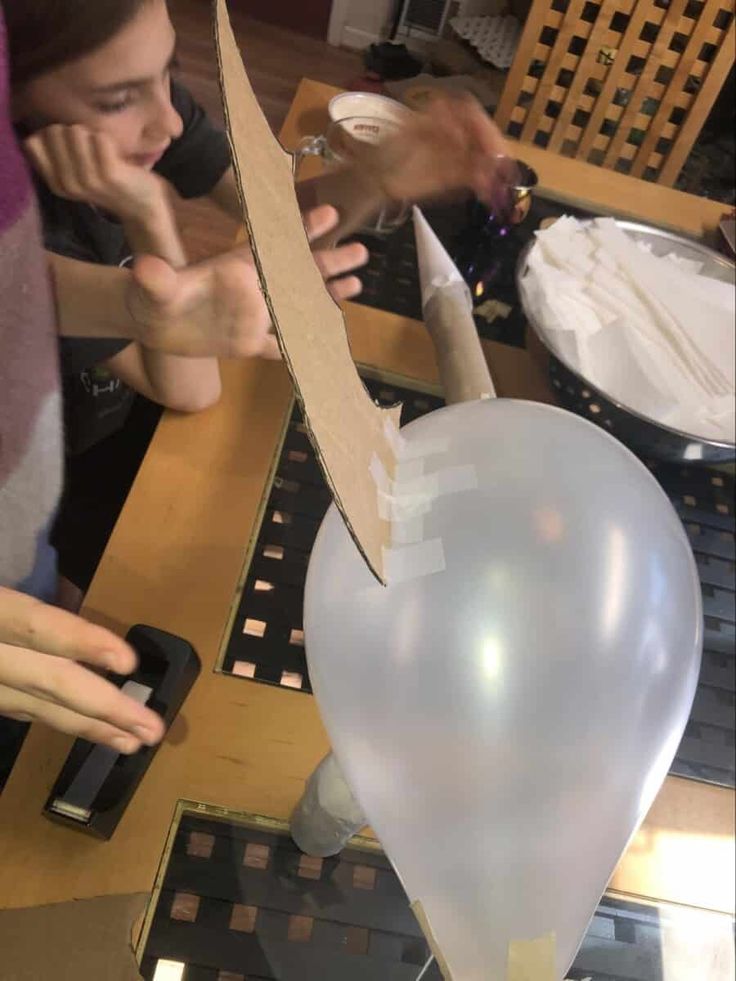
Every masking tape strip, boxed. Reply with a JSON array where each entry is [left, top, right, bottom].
[[397, 473, 439, 499], [379, 491, 433, 523], [371, 454, 476, 502], [376, 465, 479, 523], [395, 458, 425, 482], [391, 512, 425, 545], [382, 539, 446, 582], [369, 452, 392, 495], [371, 453, 429, 522], [371, 451, 477, 558], [400, 436, 452, 461], [506, 931, 556, 981], [410, 901, 453, 980], [383, 418, 450, 461], [383, 417, 405, 458]]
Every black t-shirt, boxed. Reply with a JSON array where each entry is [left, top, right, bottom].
[[31, 81, 232, 455]]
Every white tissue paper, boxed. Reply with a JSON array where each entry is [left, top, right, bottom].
[[521, 217, 736, 443]]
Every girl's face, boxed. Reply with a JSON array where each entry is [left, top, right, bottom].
[[16, 0, 183, 168]]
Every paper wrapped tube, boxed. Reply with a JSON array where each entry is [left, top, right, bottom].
[[424, 282, 495, 405], [413, 207, 495, 405]]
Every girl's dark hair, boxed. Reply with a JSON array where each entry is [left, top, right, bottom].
[[4, 0, 152, 87]]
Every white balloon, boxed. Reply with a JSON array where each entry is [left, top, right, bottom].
[[304, 399, 701, 980]]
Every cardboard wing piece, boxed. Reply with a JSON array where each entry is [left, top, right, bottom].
[[212, 0, 398, 583]]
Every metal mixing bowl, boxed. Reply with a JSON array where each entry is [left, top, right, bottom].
[[516, 220, 736, 464]]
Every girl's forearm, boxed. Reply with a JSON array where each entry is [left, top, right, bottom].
[[51, 254, 145, 340], [122, 194, 187, 268], [110, 194, 221, 411]]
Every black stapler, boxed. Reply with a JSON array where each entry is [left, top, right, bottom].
[[43, 624, 200, 838]]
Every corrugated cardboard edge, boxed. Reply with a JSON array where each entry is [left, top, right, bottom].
[[410, 899, 454, 980], [211, 0, 399, 584], [506, 930, 557, 981], [0, 892, 148, 981]]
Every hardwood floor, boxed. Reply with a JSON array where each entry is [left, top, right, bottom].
[[168, 0, 363, 258]]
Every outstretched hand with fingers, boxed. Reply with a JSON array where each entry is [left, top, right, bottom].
[[338, 92, 515, 207], [0, 588, 165, 754], [127, 205, 368, 359], [305, 204, 369, 303]]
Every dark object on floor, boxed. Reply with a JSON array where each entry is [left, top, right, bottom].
[[364, 41, 422, 81], [44, 625, 200, 839]]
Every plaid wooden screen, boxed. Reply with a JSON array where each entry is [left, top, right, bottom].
[[495, 0, 735, 184]]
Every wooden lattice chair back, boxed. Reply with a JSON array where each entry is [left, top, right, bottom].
[[495, 0, 735, 184]]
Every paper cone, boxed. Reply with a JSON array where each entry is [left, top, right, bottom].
[[413, 206, 470, 309], [413, 209, 495, 403]]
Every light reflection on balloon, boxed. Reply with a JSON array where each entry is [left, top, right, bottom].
[[481, 636, 504, 685], [602, 524, 629, 642]]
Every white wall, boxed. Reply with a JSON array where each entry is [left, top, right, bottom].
[[329, 0, 503, 50], [328, 0, 394, 49]]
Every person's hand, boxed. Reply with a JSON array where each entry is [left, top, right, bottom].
[[24, 124, 166, 222], [0, 587, 166, 753], [340, 92, 515, 207], [305, 204, 369, 303], [127, 205, 368, 359], [128, 244, 275, 357]]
